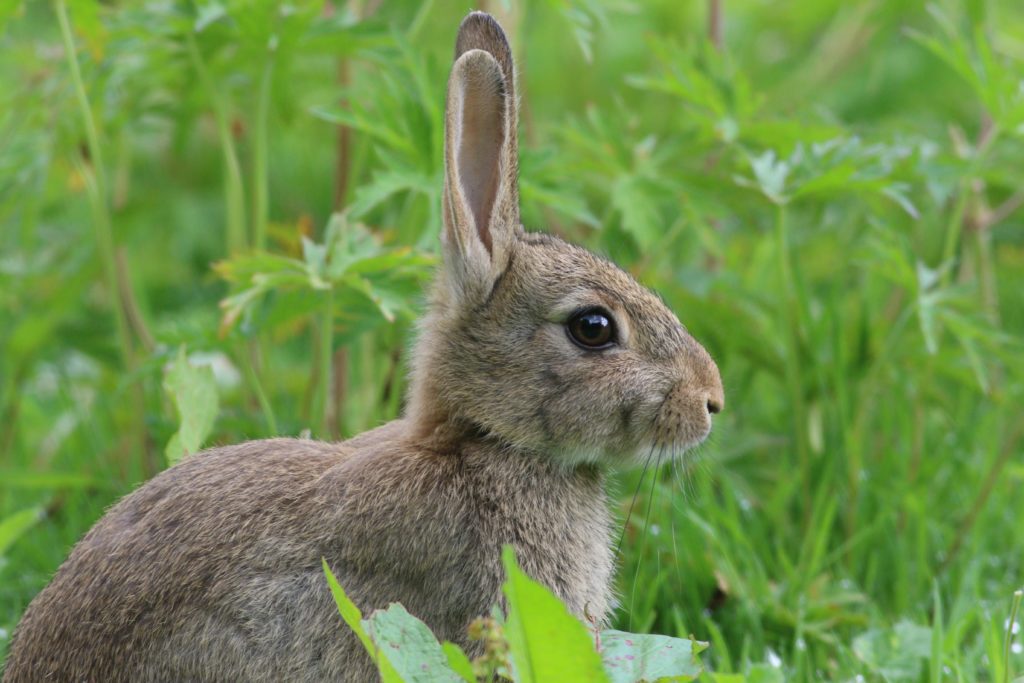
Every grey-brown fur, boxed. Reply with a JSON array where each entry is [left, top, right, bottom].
[[4, 12, 722, 682]]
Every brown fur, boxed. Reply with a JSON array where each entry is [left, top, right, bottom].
[[4, 12, 722, 682]]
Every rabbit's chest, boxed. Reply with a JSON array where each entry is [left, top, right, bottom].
[[467, 464, 616, 624]]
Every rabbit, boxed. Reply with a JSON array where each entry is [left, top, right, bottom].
[[3, 11, 724, 683]]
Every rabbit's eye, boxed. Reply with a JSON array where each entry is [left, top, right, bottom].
[[567, 309, 616, 350]]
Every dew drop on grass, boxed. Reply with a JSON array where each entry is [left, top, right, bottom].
[[767, 649, 782, 668]]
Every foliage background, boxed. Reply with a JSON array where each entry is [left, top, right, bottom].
[[2, 0, 1024, 680]]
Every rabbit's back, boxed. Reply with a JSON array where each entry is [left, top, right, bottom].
[[4, 438, 364, 681], [4, 425, 614, 682]]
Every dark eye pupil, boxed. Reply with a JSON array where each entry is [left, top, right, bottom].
[[568, 311, 614, 348], [578, 314, 607, 340]]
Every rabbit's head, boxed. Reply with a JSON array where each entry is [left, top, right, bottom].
[[408, 12, 723, 466]]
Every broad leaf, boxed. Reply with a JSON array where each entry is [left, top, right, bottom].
[[600, 630, 707, 683], [502, 546, 610, 683], [364, 603, 465, 683], [853, 621, 932, 681], [163, 346, 218, 466], [321, 559, 401, 683]]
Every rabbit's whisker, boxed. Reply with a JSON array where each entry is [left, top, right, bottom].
[[628, 443, 666, 631], [613, 442, 658, 568]]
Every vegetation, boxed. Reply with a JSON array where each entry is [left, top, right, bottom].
[[2, 0, 1023, 680]]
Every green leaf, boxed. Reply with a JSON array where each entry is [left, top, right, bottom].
[[344, 170, 436, 220], [0, 0, 24, 37], [599, 630, 707, 683], [364, 603, 465, 683], [853, 620, 932, 681], [321, 559, 401, 683], [746, 663, 786, 683], [611, 175, 663, 249], [163, 346, 219, 466], [322, 559, 374, 653], [441, 641, 476, 682], [0, 507, 43, 558], [0, 471, 106, 490], [746, 151, 790, 204], [501, 545, 610, 683]]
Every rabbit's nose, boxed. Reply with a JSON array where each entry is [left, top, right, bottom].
[[706, 384, 724, 415], [691, 341, 724, 416]]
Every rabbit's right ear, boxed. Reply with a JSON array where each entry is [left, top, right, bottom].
[[442, 12, 519, 304]]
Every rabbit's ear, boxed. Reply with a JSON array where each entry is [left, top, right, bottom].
[[442, 13, 519, 301]]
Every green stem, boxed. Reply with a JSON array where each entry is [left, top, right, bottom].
[[186, 33, 247, 254], [939, 181, 969, 282], [239, 342, 278, 436], [775, 202, 811, 522], [1005, 590, 1023, 683], [940, 125, 1000, 287], [316, 288, 335, 437], [407, 0, 435, 41], [253, 42, 277, 251], [56, 0, 133, 369]]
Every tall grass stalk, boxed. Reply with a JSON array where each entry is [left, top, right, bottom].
[[316, 287, 335, 437], [238, 342, 278, 436], [253, 41, 277, 251], [774, 202, 811, 520], [55, 0, 133, 369], [186, 32, 247, 255], [941, 125, 1000, 287], [1005, 589, 1023, 683]]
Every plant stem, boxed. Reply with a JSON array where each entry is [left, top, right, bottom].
[[253, 41, 276, 251], [56, 0, 134, 369], [940, 420, 1022, 574], [408, 0, 435, 42], [708, 0, 723, 50], [941, 120, 1000, 287], [239, 342, 278, 436], [316, 287, 335, 437], [775, 202, 811, 523], [186, 32, 247, 255], [1005, 589, 1023, 683]]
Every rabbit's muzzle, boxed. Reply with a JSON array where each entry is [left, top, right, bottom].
[[654, 341, 724, 450]]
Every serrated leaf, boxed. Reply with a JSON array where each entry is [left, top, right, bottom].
[[611, 175, 662, 249], [748, 151, 790, 204], [163, 346, 218, 466], [345, 170, 436, 220]]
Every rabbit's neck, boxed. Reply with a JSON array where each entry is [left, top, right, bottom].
[[448, 427, 616, 625]]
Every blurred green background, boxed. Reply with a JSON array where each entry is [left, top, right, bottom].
[[2, 0, 1023, 680]]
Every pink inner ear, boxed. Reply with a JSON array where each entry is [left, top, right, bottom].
[[456, 64, 506, 254]]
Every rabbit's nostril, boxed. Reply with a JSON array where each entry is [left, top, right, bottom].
[[706, 398, 722, 415]]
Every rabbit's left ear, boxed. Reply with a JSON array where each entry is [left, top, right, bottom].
[[442, 12, 519, 302]]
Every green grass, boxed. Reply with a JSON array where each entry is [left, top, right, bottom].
[[2, 1, 1023, 680]]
